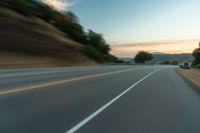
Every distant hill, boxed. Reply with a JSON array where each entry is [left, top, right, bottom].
[[150, 53, 194, 64], [119, 53, 194, 64], [118, 58, 133, 63]]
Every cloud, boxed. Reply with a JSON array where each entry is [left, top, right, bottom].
[[42, 0, 74, 11], [110, 39, 199, 57], [111, 39, 199, 48]]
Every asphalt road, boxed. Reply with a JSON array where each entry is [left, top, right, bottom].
[[0, 65, 200, 133]]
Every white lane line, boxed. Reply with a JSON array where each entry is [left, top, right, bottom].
[[0, 69, 93, 78], [0, 68, 109, 78], [66, 69, 159, 133], [0, 67, 142, 78], [0, 68, 146, 95]]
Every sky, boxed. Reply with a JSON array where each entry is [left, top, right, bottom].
[[43, 0, 200, 57]]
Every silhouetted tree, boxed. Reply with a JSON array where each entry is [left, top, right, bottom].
[[192, 48, 200, 66], [86, 30, 110, 54], [134, 51, 153, 63], [161, 61, 170, 65], [171, 60, 178, 65]]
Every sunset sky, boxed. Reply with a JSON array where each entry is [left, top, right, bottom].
[[43, 0, 200, 57]]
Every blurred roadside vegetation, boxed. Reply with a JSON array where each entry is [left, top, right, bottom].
[[192, 48, 200, 68], [0, 0, 117, 63], [160, 60, 178, 65]]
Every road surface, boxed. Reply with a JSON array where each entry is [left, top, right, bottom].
[[0, 65, 200, 133]]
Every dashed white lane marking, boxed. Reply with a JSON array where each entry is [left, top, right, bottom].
[[66, 69, 159, 133]]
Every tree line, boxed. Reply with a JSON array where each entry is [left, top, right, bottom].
[[134, 47, 200, 67], [192, 46, 200, 68]]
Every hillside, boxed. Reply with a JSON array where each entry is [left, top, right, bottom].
[[150, 53, 194, 64], [0, 6, 97, 68], [119, 53, 194, 64]]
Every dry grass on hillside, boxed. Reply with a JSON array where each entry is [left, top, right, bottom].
[[0, 7, 96, 68]]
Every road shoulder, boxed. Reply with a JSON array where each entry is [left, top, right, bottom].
[[176, 68, 200, 94]]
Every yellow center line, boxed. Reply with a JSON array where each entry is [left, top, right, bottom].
[[0, 68, 144, 95]]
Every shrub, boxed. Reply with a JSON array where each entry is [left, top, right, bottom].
[[192, 48, 200, 66], [195, 64, 200, 69]]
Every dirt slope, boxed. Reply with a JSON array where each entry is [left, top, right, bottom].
[[0, 7, 96, 68]]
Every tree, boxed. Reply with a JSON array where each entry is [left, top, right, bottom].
[[171, 60, 178, 65], [192, 48, 200, 66], [161, 61, 170, 65], [84, 30, 112, 62], [86, 30, 110, 54], [134, 51, 153, 63]]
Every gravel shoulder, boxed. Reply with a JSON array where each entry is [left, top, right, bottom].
[[177, 68, 200, 88]]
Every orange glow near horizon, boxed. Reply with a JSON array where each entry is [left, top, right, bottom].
[[111, 40, 199, 57]]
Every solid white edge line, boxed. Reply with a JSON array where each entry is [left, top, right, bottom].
[[0, 69, 92, 78], [66, 69, 159, 133], [0, 67, 144, 78]]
